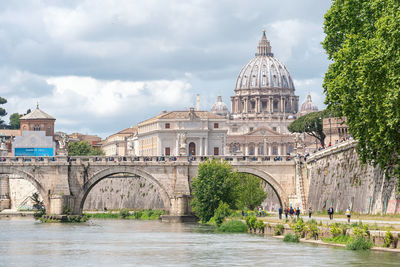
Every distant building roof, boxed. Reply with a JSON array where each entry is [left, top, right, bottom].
[[20, 106, 55, 120], [0, 129, 21, 137], [139, 109, 225, 126]]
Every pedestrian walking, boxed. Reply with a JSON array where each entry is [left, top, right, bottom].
[[296, 207, 300, 219], [308, 206, 312, 218], [284, 207, 289, 219], [345, 207, 351, 223], [278, 206, 283, 220], [289, 207, 294, 219], [328, 207, 334, 220]]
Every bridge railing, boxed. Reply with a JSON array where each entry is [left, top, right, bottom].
[[0, 155, 295, 164]]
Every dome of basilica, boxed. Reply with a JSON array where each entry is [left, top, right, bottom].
[[211, 96, 229, 117], [299, 93, 318, 116], [235, 30, 294, 91]]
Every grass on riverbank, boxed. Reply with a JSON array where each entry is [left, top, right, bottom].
[[283, 233, 300, 243], [85, 209, 165, 220], [216, 220, 247, 233]]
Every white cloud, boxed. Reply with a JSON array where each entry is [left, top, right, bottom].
[[46, 76, 191, 117]]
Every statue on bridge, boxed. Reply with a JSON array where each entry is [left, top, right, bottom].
[[179, 132, 187, 156], [56, 132, 69, 156]]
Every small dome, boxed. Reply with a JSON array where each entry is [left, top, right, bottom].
[[235, 30, 295, 91], [300, 93, 318, 116], [211, 96, 229, 116]]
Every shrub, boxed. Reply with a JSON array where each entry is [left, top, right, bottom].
[[290, 217, 306, 237], [217, 220, 247, 233], [329, 223, 342, 237], [346, 237, 373, 250], [119, 209, 130, 219], [384, 231, 394, 248], [245, 216, 257, 232], [283, 233, 300, 243], [209, 202, 232, 226], [306, 223, 319, 240], [255, 220, 265, 233], [274, 223, 284, 236], [352, 224, 370, 239]]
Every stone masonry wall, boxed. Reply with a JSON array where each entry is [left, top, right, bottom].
[[306, 141, 399, 214], [83, 177, 165, 210]]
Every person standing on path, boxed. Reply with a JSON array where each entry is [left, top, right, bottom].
[[345, 207, 351, 223], [296, 207, 300, 219], [308, 206, 312, 218], [289, 207, 294, 219], [284, 207, 289, 219], [278, 206, 283, 219]]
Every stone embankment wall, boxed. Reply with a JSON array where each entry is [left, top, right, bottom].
[[306, 141, 399, 214], [83, 176, 165, 210]]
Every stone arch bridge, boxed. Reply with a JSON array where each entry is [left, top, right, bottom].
[[0, 156, 302, 216]]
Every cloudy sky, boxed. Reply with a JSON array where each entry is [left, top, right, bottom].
[[0, 0, 332, 138]]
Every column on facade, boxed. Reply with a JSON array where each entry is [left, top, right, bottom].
[[256, 97, 260, 113], [255, 144, 259, 156], [263, 138, 267, 155], [290, 97, 294, 113], [245, 144, 249, 156], [278, 145, 282, 155], [157, 138, 162, 156], [236, 98, 239, 114], [268, 144, 272, 156], [269, 97, 273, 113], [199, 137, 203, 156], [204, 137, 208, 155], [175, 135, 179, 155], [244, 97, 248, 113]]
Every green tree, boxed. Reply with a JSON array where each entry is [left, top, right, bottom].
[[322, 0, 400, 181], [9, 113, 20, 129], [288, 110, 329, 147], [237, 173, 267, 210], [0, 97, 7, 127], [191, 159, 240, 223], [67, 141, 104, 156]]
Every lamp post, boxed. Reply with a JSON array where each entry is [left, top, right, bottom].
[[329, 113, 332, 146]]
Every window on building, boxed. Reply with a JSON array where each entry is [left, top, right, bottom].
[[165, 123, 170, 129], [273, 101, 278, 112], [214, 147, 219, 156], [33, 125, 40, 131], [289, 145, 294, 153], [273, 147, 278, 155], [233, 145, 238, 152], [214, 123, 219, 129], [249, 127, 254, 132], [165, 147, 170, 156], [272, 127, 277, 132]]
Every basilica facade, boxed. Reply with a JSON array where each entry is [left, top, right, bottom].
[[211, 30, 318, 156]]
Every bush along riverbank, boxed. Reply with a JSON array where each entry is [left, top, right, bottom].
[[258, 218, 400, 251], [85, 209, 166, 220]]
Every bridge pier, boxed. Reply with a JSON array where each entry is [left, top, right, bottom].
[[0, 174, 10, 210]]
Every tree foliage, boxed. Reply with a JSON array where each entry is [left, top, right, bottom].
[[9, 113, 20, 129], [288, 110, 329, 147], [322, 0, 400, 180], [191, 159, 240, 223], [67, 141, 104, 156], [0, 97, 7, 126], [191, 160, 268, 223], [237, 173, 267, 210]]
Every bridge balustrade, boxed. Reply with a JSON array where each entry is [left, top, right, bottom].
[[0, 155, 294, 165]]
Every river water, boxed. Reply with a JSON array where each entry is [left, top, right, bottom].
[[1, 218, 399, 266]]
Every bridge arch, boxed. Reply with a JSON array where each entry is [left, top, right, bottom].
[[0, 167, 49, 209], [75, 166, 172, 214], [234, 166, 288, 208]]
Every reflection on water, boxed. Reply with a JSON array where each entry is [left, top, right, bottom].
[[0, 217, 399, 266]]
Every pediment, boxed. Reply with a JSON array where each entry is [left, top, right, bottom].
[[245, 127, 283, 136]]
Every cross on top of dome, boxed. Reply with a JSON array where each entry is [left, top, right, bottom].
[[256, 29, 273, 57]]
